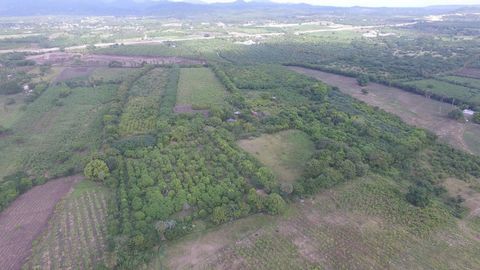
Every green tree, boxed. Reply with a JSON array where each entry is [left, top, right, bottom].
[[265, 193, 286, 215], [84, 159, 110, 181], [406, 186, 431, 208], [357, 74, 369, 86], [447, 108, 463, 120], [212, 206, 229, 224], [473, 112, 480, 124]]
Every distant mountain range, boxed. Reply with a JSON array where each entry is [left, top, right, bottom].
[[0, 0, 479, 16]]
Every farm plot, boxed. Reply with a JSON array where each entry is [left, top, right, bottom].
[[0, 82, 116, 180], [238, 130, 314, 184], [288, 66, 480, 156], [119, 68, 168, 136], [90, 67, 143, 84], [176, 67, 226, 110], [52, 67, 96, 84], [454, 68, 480, 79], [441, 75, 480, 89], [0, 175, 81, 270], [404, 79, 480, 106], [23, 180, 110, 270], [162, 177, 480, 269]]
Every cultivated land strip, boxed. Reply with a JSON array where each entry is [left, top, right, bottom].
[[0, 175, 81, 270]]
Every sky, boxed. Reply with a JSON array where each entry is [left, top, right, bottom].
[[164, 0, 480, 7]]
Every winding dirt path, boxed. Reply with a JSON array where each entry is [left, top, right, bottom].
[[0, 175, 81, 270]]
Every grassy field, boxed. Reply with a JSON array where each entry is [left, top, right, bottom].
[[23, 180, 110, 270], [464, 124, 480, 156], [0, 93, 25, 128], [238, 130, 314, 184], [176, 67, 226, 109], [441, 75, 480, 89], [0, 82, 116, 180], [404, 78, 480, 106], [159, 176, 480, 269]]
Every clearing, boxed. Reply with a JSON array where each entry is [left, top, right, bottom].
[[238, 130, 314, 184], [0, 175, 81, 270], [176, 67, 226, 110], [288, 66, 480, 156], [23, 180, 110, 270]]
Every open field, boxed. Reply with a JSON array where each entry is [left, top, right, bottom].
[[176, 67, 226, 109], [441, 76, 480, 89], [0, 82, 116, 180], [288, 66, 480, 156], [24, 180, 110, 270], [0, 175, 81, 270], [52, 67, 96, 84], [238, 130, 314, 184], [404, 79, 480, 106], [161, 176, 480, 269], [0, 93, 25, 128], [90, 67, 143, 83]]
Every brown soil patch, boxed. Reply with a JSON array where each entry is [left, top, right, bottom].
[[53, 67, 96, 83], [289, 66, 480, 155], [173, 104, 209, 117], [0, 175, 82, 270], [443, 178, 480, 217], [165, 216, 273, 269], [454, 68, 480, 79]]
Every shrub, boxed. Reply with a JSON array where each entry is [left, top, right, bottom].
[[406, 185, 431, 207], [265, 193, 286, 215], [473, 112, 480, 124], [447, 108, 463, 120], [84, 159, 110, 181], [0, 80, 22, 95]]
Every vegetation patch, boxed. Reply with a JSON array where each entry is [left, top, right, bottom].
[[404, 79, 480, 106], [163, 177, 480, 270], [176, 67, 226, 109]]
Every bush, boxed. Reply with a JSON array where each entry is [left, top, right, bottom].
[[406, 185, 431, 207], [447, 108, 463, 120], [84, 159, 110, 181], [0, 80, 22, 95], [265, 193, 286, 215], [357, 74, 369, 86], [473, 112, 480, 124]]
